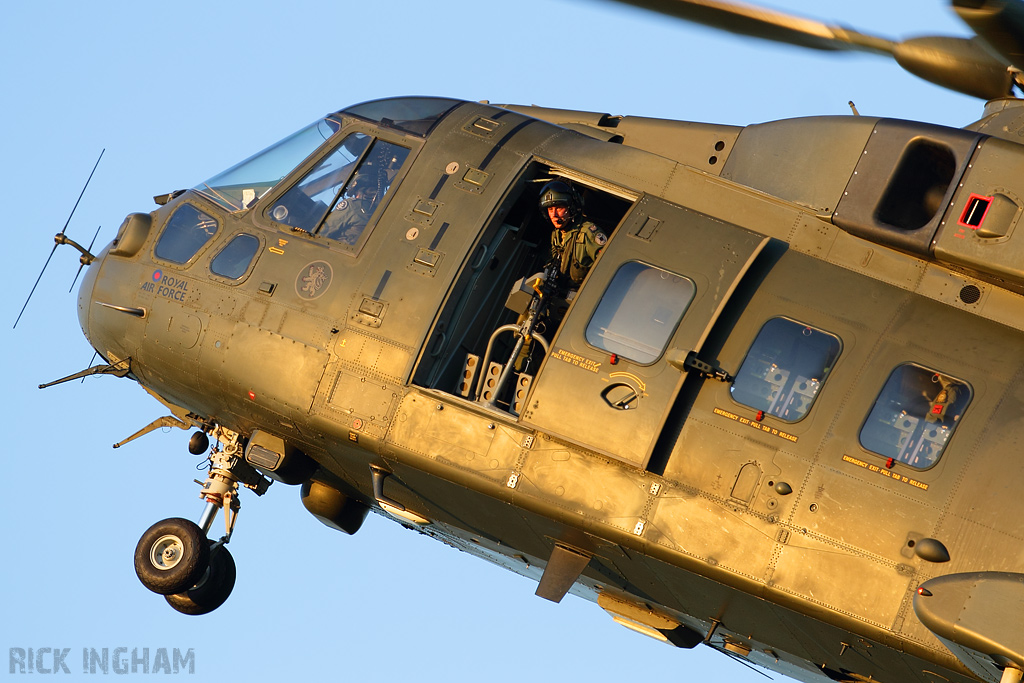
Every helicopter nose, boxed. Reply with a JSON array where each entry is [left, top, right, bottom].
[[76, 246, 102, 348], [77, 212, 153, 356]]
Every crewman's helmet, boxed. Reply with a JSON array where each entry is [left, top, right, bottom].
[[538, 180, 580, 217]]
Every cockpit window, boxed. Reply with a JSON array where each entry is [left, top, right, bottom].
[[155, 204, 219, 264], [730, 318, 841, 423], [267, 134, 410, 248], [210, 234, 260, 280], [586, 261, 695, 364], [860, 363, 971, 469], [194, 118, 340, 212], [340, 97, 462, 137], [318, 140, 411, 248], [266, 133, 371, 233]]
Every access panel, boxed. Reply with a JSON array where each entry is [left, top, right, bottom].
[[520, 196, 767, 468]]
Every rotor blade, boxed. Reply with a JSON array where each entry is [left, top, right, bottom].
[[893, 35, 1014, 100], [68, 225, 102, 292], [603, 0, 896, 54], [603, 0, 1014, 98], [954, 0, 1024, 72]]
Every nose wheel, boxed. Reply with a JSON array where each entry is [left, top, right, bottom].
[[164, 541, 236, 615], [133, 425, 269, 615], [134, 518, 211, 595], [134, 520, 237, 615]]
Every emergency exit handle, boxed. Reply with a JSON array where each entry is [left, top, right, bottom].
[[601, 383, 640, 410]]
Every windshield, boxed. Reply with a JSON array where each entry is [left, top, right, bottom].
[[340, 97, 462, 137], [194, 118, 341, 212]]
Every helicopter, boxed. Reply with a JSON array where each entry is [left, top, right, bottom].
[[15, 0, 1024, 682]]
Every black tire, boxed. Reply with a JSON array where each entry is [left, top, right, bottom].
[[134, 518, 210, 596], [165, 543, 236, 615]]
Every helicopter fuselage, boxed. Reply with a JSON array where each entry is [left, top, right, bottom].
[[77, 96, 1024, 683]]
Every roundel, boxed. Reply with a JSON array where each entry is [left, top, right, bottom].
[[295, 260, 333, 300]]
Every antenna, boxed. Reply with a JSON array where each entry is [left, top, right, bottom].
[[68, 225, 103, 292], [14, 149, 105, 329]]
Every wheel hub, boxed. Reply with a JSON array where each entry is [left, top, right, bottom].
[[150, 535, 185, 571]]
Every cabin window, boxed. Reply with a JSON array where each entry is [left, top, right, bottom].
[[730, 318, 841, 422], [585, 261, 695, 364], [154, 204, 219, 264], [210, 234, 260, 280], [860, 364, 971, 469]]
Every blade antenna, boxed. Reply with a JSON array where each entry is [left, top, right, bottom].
[[709, 645, 773, 679], [81, 351, 99, 383], [69, 225, 102, 292], [13, 148, 105, 329]]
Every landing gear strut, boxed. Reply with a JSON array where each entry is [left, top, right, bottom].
[[133, 425, 270, 615]]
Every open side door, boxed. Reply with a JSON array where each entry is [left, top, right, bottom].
[[520, 196, 767, 468]]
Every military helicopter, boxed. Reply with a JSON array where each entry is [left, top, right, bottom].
[[20, 0, 1024, 681]]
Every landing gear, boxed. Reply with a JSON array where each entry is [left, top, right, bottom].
[[133, 425, 270, 615], [164, 542, 236, 615], [134, 518, 210, 595]]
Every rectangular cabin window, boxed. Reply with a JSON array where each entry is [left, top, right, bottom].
[[585, 261, 695, 365], [859, 364, 971, 470], [210, 233, 261, 281], [730, 317, 842, 422]]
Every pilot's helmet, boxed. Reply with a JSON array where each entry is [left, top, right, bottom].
[[538, 180, 579, 215], [347, 172, 376, 197]]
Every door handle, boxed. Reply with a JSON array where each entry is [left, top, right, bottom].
[[601, 383, 640, 410]]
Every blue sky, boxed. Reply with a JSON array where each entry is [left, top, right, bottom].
[[0, 1, 985, 681]]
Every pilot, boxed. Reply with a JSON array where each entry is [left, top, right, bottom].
[[320, 173, 376, 245], [539, 180, 607, 288]]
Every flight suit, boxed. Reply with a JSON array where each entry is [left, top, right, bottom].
[[550, 218, 608, 286], [321, 195, 374, 245]]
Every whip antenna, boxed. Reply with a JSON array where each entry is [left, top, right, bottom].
[[69, 224, 103, 292], [14, 149, 105, 329]]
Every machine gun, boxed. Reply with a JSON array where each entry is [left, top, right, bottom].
[[473, 262, 562, 413]]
